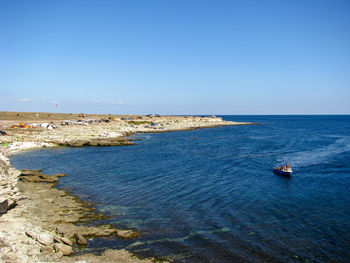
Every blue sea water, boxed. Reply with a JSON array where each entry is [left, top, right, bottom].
[[11, 115, 350, 262]]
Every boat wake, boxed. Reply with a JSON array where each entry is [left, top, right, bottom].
[[279, 136, 350, 168]]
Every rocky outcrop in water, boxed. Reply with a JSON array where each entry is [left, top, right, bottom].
[[19, 169, 66, 183], [16, 174, 140, 259]]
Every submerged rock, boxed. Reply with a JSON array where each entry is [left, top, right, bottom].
[[52, 173, 67, 177], [56, 223, 120, 238], [19, 170, 60, 183], [116, 229, 139, 239]]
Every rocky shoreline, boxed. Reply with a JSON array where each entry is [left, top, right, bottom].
[[0, 115, 252, 262], [0, 152, 155, 263]]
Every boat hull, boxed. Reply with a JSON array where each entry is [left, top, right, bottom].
[[273, 168, 292, 176]]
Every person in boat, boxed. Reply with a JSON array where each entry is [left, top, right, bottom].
[[283, 163, 292, 172], [276, 166, 282, 170]]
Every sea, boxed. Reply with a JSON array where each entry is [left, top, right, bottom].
[[10, 115, 350, 263]]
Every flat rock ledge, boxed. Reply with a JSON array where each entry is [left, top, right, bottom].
[[0, 150, 157, 263], [57, 137, 135, 147], [19, 169, 65, 183]]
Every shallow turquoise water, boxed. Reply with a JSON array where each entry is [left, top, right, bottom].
[[11, 116, 350, 262]]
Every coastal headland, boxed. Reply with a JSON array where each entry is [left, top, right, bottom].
[[0, 111, 252, 262]]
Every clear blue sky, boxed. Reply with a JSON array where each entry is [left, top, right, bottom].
[[1, 0, 349, 114]]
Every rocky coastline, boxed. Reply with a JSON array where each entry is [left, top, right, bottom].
[[0, 114, 252, 262], [0, 151, 154, 263]]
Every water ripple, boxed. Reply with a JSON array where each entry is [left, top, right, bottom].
[[10, 115, 350, 262]]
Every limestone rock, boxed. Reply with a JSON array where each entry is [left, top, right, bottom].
[[56, 223, 122, 240], [88, 141, 98, 146], [93, 226, 118, 237], [20, 170, 43, 176], [53, 234, 62, 244], [55, 224, 76, 239], [21, 169, 42, 172], [20, 174, 59, 183], [37, 232, 54, 246], [53, 243, 73, 256], [27, 248, 40, 257], [40, 245, 53, 253], [60, 236, 73, 246], [25, 230, 38, 240], [116, 229, 139, 239], [69, 140, 87, 147], [53, 234, 73, 246], [75, 233, 87, 245]]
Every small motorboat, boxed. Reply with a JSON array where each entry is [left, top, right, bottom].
[[273, 163, 293, 176]]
